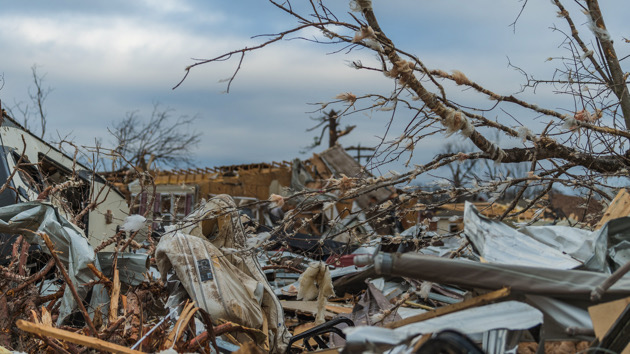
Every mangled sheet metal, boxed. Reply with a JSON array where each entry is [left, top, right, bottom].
[[0, 201, 101, 322], [156, 194, 290, 352], [524, 295, 594, 339], [343, 301, 543, 352], [357, 251, 630, 342], [464, 202, 588, 269], [600, 216, 630, 271], [464, 202, 630, 272], [97, 252, 150, 287]]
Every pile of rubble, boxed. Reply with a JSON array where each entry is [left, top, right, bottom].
[[1, 188, 629, 353], [0, 113, 629, 354]]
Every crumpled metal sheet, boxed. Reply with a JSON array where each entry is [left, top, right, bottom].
[[601, 216, 630, 270], [517, 223, 607, 271], [97, 252, 149, 287], [464, 202, 584, 269], [524, 295, 594, 340], [363, 250, 630, 341], [0, 201, 100, 323], [464, 202, 630, 272], [343, 301, 542, 350]]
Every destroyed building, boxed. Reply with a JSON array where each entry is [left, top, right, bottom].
[[113, 145, 396, 240], [1, 106, 629, 353], [0, 113, 128, 254]]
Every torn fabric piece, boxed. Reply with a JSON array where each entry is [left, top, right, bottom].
[[155, 231, 265, 329], [0, 201, 100, 323], [163, 195, 291, 352]]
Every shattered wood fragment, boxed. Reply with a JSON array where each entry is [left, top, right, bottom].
[[16, 320, 143, 354], [101, 317, 126, 341], [281, 300, 341, 320], [385, 287, 511, 329], [261, 311, 269, 351], [593, 301, 630, 354], [326, 304, 353, 314], [596, 188, 630, 229], [109, 266, 120, 324], [162, 300, 197, 350], [124, 291, 142, 343], [42, 306, 52, 327]]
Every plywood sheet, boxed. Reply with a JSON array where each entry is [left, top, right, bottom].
[[597, 189, 630, 229], [588, 296, 630, 354]]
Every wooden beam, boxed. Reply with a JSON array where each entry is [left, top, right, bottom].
[[385, 287, 511, 329], [16, 320, 143, 354], [109, 266, 120, 324]]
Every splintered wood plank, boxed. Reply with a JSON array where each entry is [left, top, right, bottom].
[[325, 304, 353, 314], [385, 287, 511, 329], [109, 267, 120, 324], [16, 320, 142, 354], [280, 300, 340, 319], [596, 189, 630, 229], [291, 322, 318, 349]]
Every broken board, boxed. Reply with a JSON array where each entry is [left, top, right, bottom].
[[280, 300, 352, 320], [588, 296, 630, 354], [596, 189, 630, 229]]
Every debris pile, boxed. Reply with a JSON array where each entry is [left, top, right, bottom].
[[3, 188, 630, 353], [0, 114, 629, 353]]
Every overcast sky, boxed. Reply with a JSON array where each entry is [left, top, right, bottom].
[[1, 1, 629, 180]]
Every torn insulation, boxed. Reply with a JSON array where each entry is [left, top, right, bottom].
[[442, 109, 474, 138]]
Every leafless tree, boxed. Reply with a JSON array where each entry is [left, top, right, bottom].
[[175, 0, 629, 229], [5, 64, 52, 139], [302, 109, 356, 152], [109, 104, 202, 171], [436, 142, 479, 202]]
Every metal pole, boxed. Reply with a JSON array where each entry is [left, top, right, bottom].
[[591, 260, 630, 301]]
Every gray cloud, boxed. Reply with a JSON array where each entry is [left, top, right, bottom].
[[1, 0, 628, 180]]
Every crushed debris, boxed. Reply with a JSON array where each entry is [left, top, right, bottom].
[[0, 110, 629, 353]]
